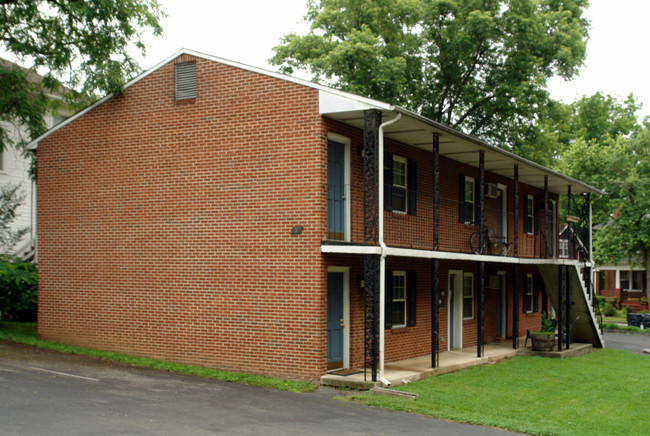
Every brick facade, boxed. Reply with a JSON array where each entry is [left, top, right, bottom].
[[35, 52, 576, 381]]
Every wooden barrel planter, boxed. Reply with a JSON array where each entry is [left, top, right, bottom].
[[530, 332, 555, 352]]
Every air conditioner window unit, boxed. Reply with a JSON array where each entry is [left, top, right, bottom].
[[485, 183, 498, 199]]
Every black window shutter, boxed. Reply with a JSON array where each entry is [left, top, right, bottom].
[[474, 178, 480, 225], [524, 196, 533, 234], [385, 270, 393, 329], [407, 160, 417, 215], [407, 271, 417, 326], [384, 151, 393, 212], [458, 174, 465, 223], [534, 198, 540, 235], [533, 276, 540, 313]]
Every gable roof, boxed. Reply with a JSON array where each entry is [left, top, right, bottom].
[[26, 48, 605, 196]]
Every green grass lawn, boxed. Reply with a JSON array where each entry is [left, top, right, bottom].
[[0, 321, 316, 393], [352, 349, 649, 435], [602, 316, 627, 324]]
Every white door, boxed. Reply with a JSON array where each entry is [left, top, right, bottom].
[[448, 270, 463, 350]]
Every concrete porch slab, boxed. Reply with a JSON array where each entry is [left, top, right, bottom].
[[320, 339, 594, 390], [321, 341, 520, 389]]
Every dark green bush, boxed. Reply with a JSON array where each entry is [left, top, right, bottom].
[[0, 256, 37, 321], [603, 303, 618, 317]]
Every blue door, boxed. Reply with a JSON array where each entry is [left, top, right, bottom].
[[328, 140, 345, 240], [327, 272, 344, 370]]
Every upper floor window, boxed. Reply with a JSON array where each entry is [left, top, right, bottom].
[[524, 195, 534, 234], [559, 239, 569, 258], [458, 176, 476, 225], [384, 152, 416, 215]]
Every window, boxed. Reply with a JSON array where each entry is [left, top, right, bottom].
[[523, 274, 534, 313], [459, 176, 475, 224], [620, 271, 630, 289], [632, 271, 644, 290], [463, 273, 474, 319], [392, 271, 407, 327], [621, 270, 644, 290], [524, 195, 534, 234], [392, 156, 407, 213], [384, 153, 417, 215], [559, 239, 569, 258]]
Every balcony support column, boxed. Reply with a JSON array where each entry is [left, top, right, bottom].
[[431, 133, 440, 368], [585, 193, 593, 305], [431, 259, 440, 368], [362, 109, 381, 381], [513, 264, 519, 349], [557, 265, 565, 351], [477, 151, 485, 358], [514, 164, 519, 256], [544, 176, 549, 258]]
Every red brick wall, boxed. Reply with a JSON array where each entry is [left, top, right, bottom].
[[37, 56, 330, 380], [324, 255, 542, 366]]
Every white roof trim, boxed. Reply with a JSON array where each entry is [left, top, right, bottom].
[[27, 48, 395, 151]]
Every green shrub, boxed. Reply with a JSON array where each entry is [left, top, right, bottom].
[[603, 303, 618, 317], [622, 305, 632, 314], [0, 256, 37, 321]]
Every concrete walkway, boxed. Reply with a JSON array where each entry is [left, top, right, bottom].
[[322, 339, 593, 389]]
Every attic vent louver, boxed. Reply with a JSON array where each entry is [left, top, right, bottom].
[[175, 62, 197, 100]]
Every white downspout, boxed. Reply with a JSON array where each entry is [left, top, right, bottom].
[[378, 113, 401, 387]]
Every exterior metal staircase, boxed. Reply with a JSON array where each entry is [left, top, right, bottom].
[[537, 263, 605, 348]]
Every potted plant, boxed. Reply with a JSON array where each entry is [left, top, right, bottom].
[[530, 311, 556, 352]]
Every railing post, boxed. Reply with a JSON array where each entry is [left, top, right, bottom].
[[567, 185, 572, 259]]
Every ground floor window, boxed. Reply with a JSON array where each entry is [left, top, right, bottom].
[[463, 273, 474, 319], [392, 271, 407, 327], [523, 274, 534, 313]]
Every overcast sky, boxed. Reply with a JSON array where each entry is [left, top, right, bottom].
[[134, 0, 650, 117]]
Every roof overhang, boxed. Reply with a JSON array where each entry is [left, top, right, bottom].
[[319, 90, 604, 196]]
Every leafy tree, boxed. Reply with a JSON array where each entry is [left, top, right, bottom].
[[556, 113, 650, 303], [0, 184, 29, 254], [0, 0, 165, 151], [271, 0, 589, 150]]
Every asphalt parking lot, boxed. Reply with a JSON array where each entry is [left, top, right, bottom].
[[0, 341, 517, 436], [603, 330, 650, 354]]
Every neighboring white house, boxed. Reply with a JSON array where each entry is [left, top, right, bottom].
[[0, 60, 70, 259]]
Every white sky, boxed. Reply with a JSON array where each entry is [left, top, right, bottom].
[[135, 0, 650, 117]]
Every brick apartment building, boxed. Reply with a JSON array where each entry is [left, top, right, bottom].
[[28, 49, 604, 382]]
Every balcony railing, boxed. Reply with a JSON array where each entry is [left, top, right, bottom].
[[326, 184, 580, 260]]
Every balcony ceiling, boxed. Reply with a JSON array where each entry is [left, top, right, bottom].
[[320, 90, 604, 196]]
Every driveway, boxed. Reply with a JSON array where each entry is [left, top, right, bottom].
[[604, 330, 650, 355], [0, 341, 518, 436]]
